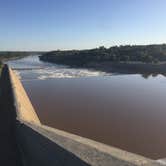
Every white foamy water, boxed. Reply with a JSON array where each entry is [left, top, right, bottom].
[[6, 55, 110, 80], [37, 68, 109, 80]]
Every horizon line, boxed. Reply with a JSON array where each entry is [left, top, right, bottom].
[[0, 43, 166, 52]]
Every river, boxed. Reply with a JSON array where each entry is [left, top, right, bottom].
[[6, 55, 166, 159]]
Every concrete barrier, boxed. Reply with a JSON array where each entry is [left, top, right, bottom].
[[17, 121, 164, 166], [3, 65, 165, 166], [8, 68, 40, 124]]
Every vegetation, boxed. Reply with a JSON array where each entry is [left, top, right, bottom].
[[0, 52, 26, 61], [0, 51, 39, 75], [0, 52, 30, 75], [39, 44, 166, 73], [40, 44, 166, 67], [0, 51, 38, 62]]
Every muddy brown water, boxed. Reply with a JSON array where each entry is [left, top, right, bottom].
[[7, 56, 166, 159]]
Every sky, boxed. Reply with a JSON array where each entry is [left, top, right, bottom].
[[0, 0, 166, 51]]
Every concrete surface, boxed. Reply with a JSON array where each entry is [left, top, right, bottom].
[[9, 68, 40, 124], [17, 120, 164, 166]]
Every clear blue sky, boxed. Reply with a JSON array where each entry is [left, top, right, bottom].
[[0, 0, 166, 51]]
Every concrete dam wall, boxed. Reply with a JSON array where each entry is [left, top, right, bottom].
[[1, 65, 165, 166]]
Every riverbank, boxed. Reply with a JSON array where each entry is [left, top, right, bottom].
[[0, 52, 29, 62], [85, 61, 166, 74], [39, 44, 166, 74], [0, 51, 45, 63], [39, 56, 166, 74]]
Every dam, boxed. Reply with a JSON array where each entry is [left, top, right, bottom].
[[0, 64, 166, 166]]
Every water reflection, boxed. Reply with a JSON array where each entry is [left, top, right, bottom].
[[141, 73, 166, 79], [141, 73, 157, 79]]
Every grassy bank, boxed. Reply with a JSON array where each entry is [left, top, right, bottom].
[[0, 52, 29, 62], [0, 51, 45, 62]]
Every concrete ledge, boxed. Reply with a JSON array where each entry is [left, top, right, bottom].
[[16, 120, 163, 166], [8, 68, 40, 124]]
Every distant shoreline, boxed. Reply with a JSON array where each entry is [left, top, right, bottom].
[[39, 57, 166, 74], [39, 44, 166, 74], [84, 61, 166, 74], [0, 51, 45, 63]]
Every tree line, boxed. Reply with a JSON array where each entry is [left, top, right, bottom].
[[40, 44, 166, 66]]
